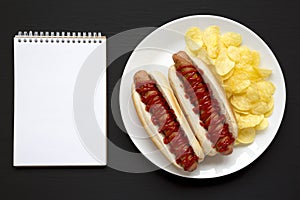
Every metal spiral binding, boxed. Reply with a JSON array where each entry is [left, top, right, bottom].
[[16, 31, 103, 43]]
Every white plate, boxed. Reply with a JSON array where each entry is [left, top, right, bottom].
[[119, 15, 286, 178]]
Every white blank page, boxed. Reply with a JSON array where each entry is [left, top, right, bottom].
[[14, 35, 106, 166]]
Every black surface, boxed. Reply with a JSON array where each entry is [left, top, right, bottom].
[[0, 0, 299, 199]]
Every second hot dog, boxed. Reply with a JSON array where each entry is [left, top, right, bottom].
[[169, 51, 238, 156]]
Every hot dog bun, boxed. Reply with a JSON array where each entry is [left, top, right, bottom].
[[168, 51, 238, 156], [132, 70, 204, 171]]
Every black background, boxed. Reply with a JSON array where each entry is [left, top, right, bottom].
[[0, 0, 299, 199]]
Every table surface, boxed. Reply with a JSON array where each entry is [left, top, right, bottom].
[[0, 0, 298, 199]]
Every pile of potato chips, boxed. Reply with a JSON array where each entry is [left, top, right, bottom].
[[185, 26, 275, 144]]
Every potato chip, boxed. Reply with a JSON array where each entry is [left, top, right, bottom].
[[266, 97, 274, 112], [237, 128, 256, 144], [222, 84, 233, 98], [234, 140, 240, 146], [186, 27, 202, 36], [231, 67, 247, 77], [254, 67, 272, 79], [251, 50, 260, 67], [225, 73, 251, 94], [255, 118, 269, 130], [227, 46, 240, 62], [234, 79, 251, 94], [256, 81, 276, 102], [215, 50, 235, 76], [243, 65, 261, 81], [186, 38, 202, 53], [264, 102, 274, 117], [221, 68, 234, 81], [246, 83, 260, 103], [237, 114, 264, 129], [230, 95, 251, 111], [185, 27, 204, 50], [234, 64, 262, 81], [239, 46, 253, 66], [218, 40, 227, 54], [221, 32, 242, 47], [223, 83, 232, 92], [203, 26, 220, 59], [226, 91, 233, 98], [251, 101, 269, 115], [234, 112, 240, 121], [185, 39, 204, 54], [234, 109, 250, 115], [206, 43, 219, 59], [223, 83, 231, 92]]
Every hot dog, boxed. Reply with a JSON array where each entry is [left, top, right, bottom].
[[132, 70, 204, 171], [168, 51, 238, 156]]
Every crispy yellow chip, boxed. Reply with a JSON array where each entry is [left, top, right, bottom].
[[236, 65, 261, 81], [223, 84, 232, 92], [256, 81, 276, 102], [255, 118, 269, 130], [234, 111, 240, 120], [234, 140, 240, 146], [203, 26, 220, 59], [239, 46, 253, 66], [238, 49, 260, 68], [227, 46, 240, 62], [237, 114, 264, 129], [254, 67, 272, 79], [215, 50, 235, 76], [222, 84, 233, 98], [185, 27, 204, 52], [221, 68, 234, 81], [230, 95, 252, 111], [226, 91, 233, 98], [234, 108, 250, 115], [221, 32, 242, 47], [251, 50, 260, 67], [225, 72, 251, 94], [218, 40, 227, 54], [246, 83, 260, 103], [266, 97, 274, 112], [185, 27, 203, 41], [264, 102, 274, 117], [234, 79, 251, 94], [237, 128, 256, 144], [186, 39, 202, 53], [251, 101, 269, 115], [229, 68, 248, 79]]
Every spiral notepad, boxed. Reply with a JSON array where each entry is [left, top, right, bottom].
[[14, 31, 107, 166]]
